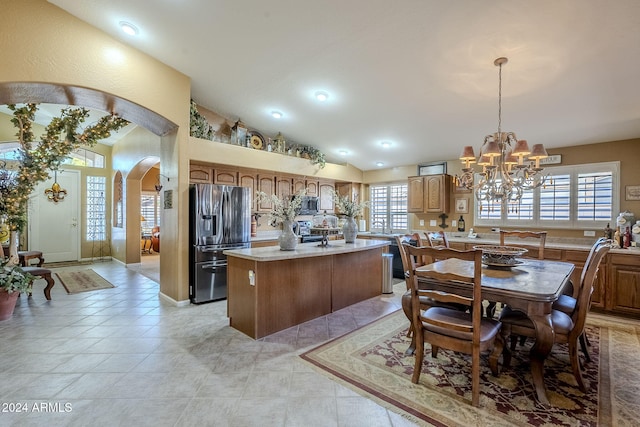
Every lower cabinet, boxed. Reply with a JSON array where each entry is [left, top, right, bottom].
[[607, 253, 640, 316]]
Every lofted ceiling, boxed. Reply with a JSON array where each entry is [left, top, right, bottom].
[[47, 0, 640, 171]]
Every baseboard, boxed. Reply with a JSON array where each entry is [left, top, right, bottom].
[[159, 291, 191, 307]]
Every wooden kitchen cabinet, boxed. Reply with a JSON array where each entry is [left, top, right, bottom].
[[189, 163, 213, 183], [319, 180, 335, 212], [407, 176, 425, 213], [292, 176, 307, 194], [213, 167, 238, 185], [238, 169, 258, 211], [257, 174, 276, 212], [607, 253, 640, 316], [276, 175, 293, 200], [305, 179, 319, 197], [407, 174, 451, 213]]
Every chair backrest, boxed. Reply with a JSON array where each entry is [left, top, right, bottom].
[[395, 233, 424, 290], [424, 231, 450, 249], [499, 230, 547, 259], [404, 245, 482, 339], [571, 242, 611, 335]]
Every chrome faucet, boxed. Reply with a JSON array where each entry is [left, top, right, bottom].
[[372, 220, 387, 234]]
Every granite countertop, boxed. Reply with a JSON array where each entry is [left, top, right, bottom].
[[225, 238, 390, 261]]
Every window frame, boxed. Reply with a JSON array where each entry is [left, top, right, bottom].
[[474, 161, 619, 230], [369, 182, 408, 233]]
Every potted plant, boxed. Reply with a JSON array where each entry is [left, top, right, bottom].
[[0, 259, 33, 321], [256, 189, 307, 250], [332, 191, 368, 243]]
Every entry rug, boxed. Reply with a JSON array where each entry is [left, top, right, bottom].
[[55, 269, 116, 294], [301, 311, 640, 426]]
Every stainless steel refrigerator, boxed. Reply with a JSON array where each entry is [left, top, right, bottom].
[[189, 184, 251, 303]]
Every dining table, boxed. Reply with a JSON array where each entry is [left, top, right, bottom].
[[416, 257, 575, 406]]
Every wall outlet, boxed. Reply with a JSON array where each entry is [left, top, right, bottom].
[[429, 220, 437, 227], [584, 230, 596, 237], [452, 220, 457, 227], [419, 220, 424, 226]]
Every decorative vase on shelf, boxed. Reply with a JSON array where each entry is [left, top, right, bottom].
[[343, 217, 358, 243], [279, 220, 298, 251]]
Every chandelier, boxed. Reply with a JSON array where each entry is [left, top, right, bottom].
[[455, 57, 549, 213]]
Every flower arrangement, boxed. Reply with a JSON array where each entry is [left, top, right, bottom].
[[332, 190, 368, 218], [0, 259, 33, 294], [256, 189, 307, 227]]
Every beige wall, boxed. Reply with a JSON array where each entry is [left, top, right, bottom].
[[366, 138, 639, 238], [1, 0, 191, 302]]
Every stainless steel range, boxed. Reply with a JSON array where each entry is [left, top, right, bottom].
[[189, 184, 251, 303]]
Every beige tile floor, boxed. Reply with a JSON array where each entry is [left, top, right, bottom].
[[0, 257, 416, 427]]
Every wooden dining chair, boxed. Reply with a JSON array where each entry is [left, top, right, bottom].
[[405, 245, 504, 406], [499, 242, 611, 393], [424, 230, 450, 249], [552, 237, 609, 362], [499, 230, 547, 260], [485, 230, 548, 319]]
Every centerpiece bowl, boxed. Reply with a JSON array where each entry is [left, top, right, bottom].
[[472, 245, 528, 268]]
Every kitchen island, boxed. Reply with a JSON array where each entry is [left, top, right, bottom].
[[225, 239, 390, 339]]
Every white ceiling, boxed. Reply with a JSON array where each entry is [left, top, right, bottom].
[[48, 0, 640, 171]]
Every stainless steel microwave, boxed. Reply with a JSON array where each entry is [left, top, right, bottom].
[[293, 196, 319, 215]]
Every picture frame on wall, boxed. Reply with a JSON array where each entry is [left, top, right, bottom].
[[455, 197, 469, 214], [625, 185, 640, 201]]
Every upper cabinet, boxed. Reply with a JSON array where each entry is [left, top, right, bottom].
[[189, 164, 213, 184], [407, 174, 451, 214], [213, 167, 238, 185], [238, 169, 258, 211], [276, 175, 293, 201], [318, 180, 335, 212]]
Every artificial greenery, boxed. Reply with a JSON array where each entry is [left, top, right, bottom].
[[189, 100, 215, 140], [255, 189, 307, 227], [0, 104, 128, 233], [332, 190, 368, 218], [0, 258, 33, 294]]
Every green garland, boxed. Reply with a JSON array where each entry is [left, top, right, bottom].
[[0, 104, 129, 232]]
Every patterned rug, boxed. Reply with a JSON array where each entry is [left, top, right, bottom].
[[55, 269, 115, 294], [301, 310, 640, 426]]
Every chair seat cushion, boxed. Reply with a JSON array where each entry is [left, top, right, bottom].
[[422, 307, 501, 341], [553, 294, 576, 315], [499, 305, 574, 335]]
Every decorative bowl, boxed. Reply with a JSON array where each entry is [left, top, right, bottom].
[[472, 245, 528, 267]]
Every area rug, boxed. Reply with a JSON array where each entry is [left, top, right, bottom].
[[301, 310, 640, 426], [55, 269, 116, 294]]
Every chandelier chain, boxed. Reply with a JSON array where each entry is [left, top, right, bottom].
[[497, 61, 502, 136]]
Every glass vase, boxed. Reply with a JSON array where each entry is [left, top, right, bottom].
[[279, 220, 298, 251], [342, 217, 358, 243]]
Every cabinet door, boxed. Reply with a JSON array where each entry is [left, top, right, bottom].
[[189, 164, 213, 184], [239, 170, 258, 212], [407, 176, 425, 213], [292, 177, 306, 194], [214, 168, 238, 185], [608, 254, 640, 315], [257, 175, 276, 212], [276, 175, 293, 200], [305, 180, 319, 197], [319, 181, 335, 212], [425, 174, 450, 213]]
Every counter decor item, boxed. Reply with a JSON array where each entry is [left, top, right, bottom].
[[256, 189, 307, 250], [472, 245, 528, 269], [332, 191, 369, 243]]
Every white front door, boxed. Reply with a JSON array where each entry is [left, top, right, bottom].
[[28, 169, 81, 263]]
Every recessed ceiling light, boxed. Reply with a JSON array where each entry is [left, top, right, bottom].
[[338, 150, 348, 156], [381, 141, 392, 148], [376, 162, 384, 167], [119, 21, 139, 36], [271, 111, 283, 119], [315, 91, 329, 102]]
